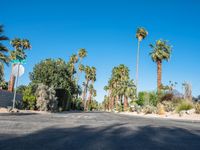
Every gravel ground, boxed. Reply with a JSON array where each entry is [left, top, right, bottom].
[[0, 111, 200, 150]]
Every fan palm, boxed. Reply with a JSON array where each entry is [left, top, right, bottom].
[[0, 25, 9, 84], [69, 54, 78, 79], [150, 39, 172, 92], [76, 49, 87, 83], [82, 66, 91, 110], [135, 27, 148, 96], [8, 38, 31, 92]]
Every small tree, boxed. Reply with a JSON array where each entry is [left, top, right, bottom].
[[36, 84, 58, 112]]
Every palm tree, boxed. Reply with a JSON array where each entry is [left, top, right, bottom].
[[124, 80, 136, 111], [82, 66, 91, 110], [69, 54, 78, 78], [78, 48, 87, 62], [8, 38, 31, 92], [150, 40, 172, 92], [135, 27, 148, 96], [0, 25, 9, 83], [76, 48, 87, 83], [87, 84, 96, 110], [104, 64, 136, 112]]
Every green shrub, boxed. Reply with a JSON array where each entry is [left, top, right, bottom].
[[195, 102, 200, 114], [23, 86, 36, 110], [176, 100, 194, 113], [149, 92, 158, 106], [136, 91, 158, 106]]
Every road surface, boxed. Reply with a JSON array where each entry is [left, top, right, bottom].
[[0, 112, 200, 150]]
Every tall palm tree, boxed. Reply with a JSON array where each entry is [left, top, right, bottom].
[[76, 48, 87, 83], [69, 54, 78, 76], [87, 84, 96, 110], [150, 40, 172, 92], [135, 27, 148, 96], [82, 66, 91, 110], [8, 38, 31, 92], [0, 25, 9, 83]]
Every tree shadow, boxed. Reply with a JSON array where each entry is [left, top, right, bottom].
[[0, 124, 200, 150], [0, 112, 38, 116]]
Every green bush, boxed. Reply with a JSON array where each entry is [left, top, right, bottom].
[[176, 100, 194, 113], [149, 92, 158, 106], [136, 92, 149, 106], [23, 86, 36, 110], [136, 91, 158, 106]]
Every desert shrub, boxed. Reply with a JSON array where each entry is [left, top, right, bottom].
[[194, 102, 200, 114], [36, 84, 58, 112], [157, 103, 166, 115], [143, 105, 157, 114], [176, 100, 194, 113], [149, 92, 158, 106], [162, 101, 175, 112], [161, 93, 174, 102], [136, 92, 148, 106], [22, 86, 36, 110], [136, 91, 158, 106]]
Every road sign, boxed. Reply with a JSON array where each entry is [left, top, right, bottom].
[[12, 64, 25, 77], [11, 59, 26, 64]]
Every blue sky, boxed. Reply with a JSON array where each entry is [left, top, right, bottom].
[[1, 0, 200, 102]]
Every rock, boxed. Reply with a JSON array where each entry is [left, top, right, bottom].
[[9, 108, 20, 113], [179, 110, 186, 117], [186, 109, 195, 115]]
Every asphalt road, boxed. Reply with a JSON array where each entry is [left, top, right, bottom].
[[0, 112, 200, 150]]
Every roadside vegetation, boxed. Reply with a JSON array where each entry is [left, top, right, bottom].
[[102, 27, 200, 117], [0, 24, 200, 116], [0, 24, 99, 112]]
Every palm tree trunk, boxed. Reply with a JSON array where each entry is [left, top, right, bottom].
[[135, 40, 140, 97], [157, 60, 162, 92], [115, 95, 119, 111], [76, 58, 82, 84], [83, 79, 89, 111], [124, 96, 128, 111], [87, 90, 92, 111], [8, 65, 15, 92]]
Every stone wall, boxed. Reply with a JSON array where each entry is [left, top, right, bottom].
[[0, 90, 22, 107]]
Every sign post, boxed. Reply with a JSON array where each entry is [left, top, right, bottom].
[[11, 59, 25, 110]]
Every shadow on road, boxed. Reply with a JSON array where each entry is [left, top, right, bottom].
[[0, 113, 38, 116], [0, 123, 200, 150]]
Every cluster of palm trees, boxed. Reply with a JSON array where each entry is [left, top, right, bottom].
[[103, 27, 172, 111], [68, 48, 97, 111], [103, 64, 136, 111]]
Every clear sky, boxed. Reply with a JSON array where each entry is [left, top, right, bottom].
[[1, 0, 200, 102]]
